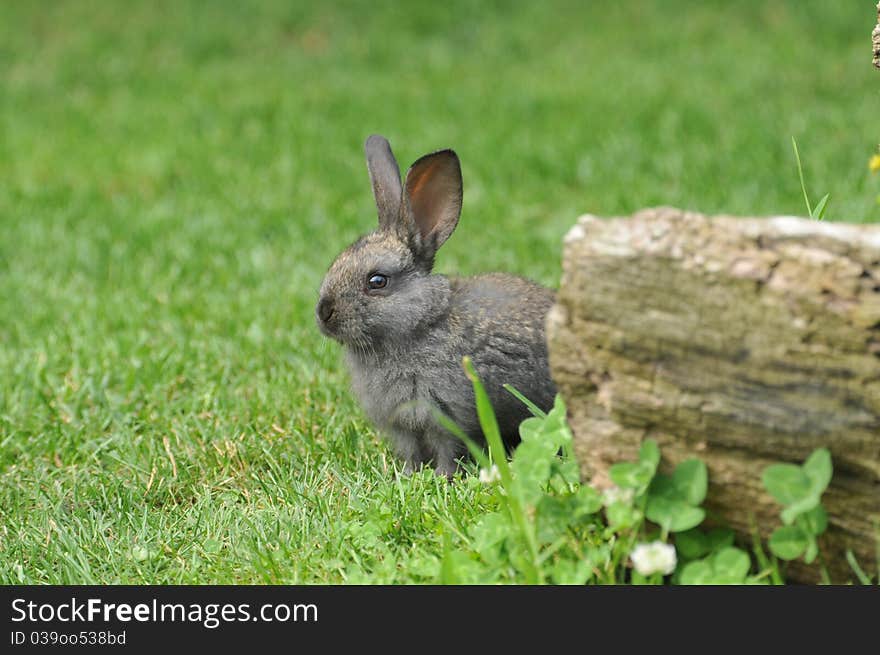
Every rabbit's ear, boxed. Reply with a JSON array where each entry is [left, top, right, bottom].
[[364, 135, 402, 230], [402, 149, 462, 261]]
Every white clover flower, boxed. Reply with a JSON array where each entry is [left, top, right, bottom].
[[479, 465, 501, 484], [602, 485, 635, 506], [630, 541, 677, 576]]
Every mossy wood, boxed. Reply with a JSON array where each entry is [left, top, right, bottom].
[[547, 208, 880, 583]]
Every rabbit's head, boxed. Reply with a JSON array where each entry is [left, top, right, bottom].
[[316, 135, 462, 351]]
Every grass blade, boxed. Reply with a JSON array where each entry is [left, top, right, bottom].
[[503, 383, 547, 419], [791, 136, 812, 217], [462, 356, 544, 583], [750, 514, 784, 585], [462, 357, 511, 483], [845, 549, 872, 585], [813, 193, 830, 221], [430, 407, 491, 469], [440, 532, 460, 584]]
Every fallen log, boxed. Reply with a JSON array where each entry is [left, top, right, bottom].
[[546, 207, 880, 583]]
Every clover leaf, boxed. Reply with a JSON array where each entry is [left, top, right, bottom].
[[768, 525, 809, 561]]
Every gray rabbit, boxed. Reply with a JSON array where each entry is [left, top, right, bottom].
[[316, 135, 556, 477]]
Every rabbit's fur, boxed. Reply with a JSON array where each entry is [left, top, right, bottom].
[[316, 135, 556, 477]]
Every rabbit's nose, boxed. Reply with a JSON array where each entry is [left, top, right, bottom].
[[316, 296, 335, 324]]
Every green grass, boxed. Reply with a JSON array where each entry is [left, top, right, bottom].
[[1, 0, 878, 584]]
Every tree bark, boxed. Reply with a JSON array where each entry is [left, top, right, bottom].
[[547, 207, 880, 583]]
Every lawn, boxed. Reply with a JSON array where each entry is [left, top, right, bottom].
[[1, 0, 877, 584]]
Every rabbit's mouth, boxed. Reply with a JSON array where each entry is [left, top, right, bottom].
[[315, 309, 380, 354], [316, 319, 339, 340], [315, 297, 363, 347]]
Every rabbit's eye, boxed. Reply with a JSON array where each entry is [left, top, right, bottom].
[[367, 273, 388, 290]]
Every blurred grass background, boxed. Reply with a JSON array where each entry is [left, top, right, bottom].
[[1, 0, 878, 583]]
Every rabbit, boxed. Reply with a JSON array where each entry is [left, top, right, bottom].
[[316, 134, 557, 477]]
